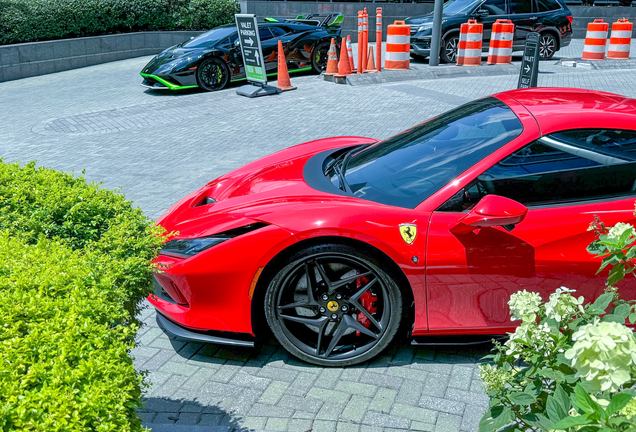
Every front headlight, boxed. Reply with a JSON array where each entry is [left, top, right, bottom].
[[161, 223, 268, 258], [418, 23, 433, 32]]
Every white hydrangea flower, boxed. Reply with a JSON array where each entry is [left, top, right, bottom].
[[508, 290, 542, 323], [607, 222, 634, 240], [544, 287, 584, 323], [564, 320, 636, 392]]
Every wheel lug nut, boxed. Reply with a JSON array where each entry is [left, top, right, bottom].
[[336, 294, 342, 300], [322, 294, 329, 301], [341, 305, 348, 312], [331, 313, 338, 319], [319, 307, 326, 313]]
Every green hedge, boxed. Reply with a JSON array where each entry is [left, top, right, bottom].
[[0, 161, 164, 430], [0, 0, 240, 45]]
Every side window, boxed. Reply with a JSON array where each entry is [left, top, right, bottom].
[[269, 26, 288, 37], [438, 129, 636, 211], [219, 33, 239, 48], [509, 0, 533, 14], [259, 27, 274, 41], [536, 0, 561, 11], [481, 0, 507, 15]]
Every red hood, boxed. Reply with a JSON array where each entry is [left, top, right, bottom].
[[156, 136, 377, 238]]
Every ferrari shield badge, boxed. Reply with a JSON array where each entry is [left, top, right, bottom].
[[399, 223, 417, 245]]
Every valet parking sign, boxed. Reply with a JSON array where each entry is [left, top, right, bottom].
[[235, 14, 266, 84]]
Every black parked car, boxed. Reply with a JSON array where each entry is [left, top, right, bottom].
[[141, 14, 342, 91], [406, 0, 573, 63]]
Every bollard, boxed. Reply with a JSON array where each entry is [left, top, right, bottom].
[[376, 8, 383, 72], [357, 11, 363, 74]]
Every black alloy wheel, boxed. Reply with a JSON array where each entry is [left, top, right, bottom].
[[539, 33, 557, 59], [311, 41, 331, 73], [441, 35, 460, 63], [196, 57, 230, 91], [264, 244, 403, 367]]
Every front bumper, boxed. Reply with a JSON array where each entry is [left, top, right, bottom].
[[156, 312, 255, 347], [140, 72, 198, 91], [410, 37, 432, 57]]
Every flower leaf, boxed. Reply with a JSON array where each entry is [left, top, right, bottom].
[[479, 406, 514, 432], [606, 393, 633, 415], [591, 293, 614, 313], [551, 413, 592, 430]]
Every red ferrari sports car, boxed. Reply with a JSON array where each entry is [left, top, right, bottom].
[[150, 88, 636, 366]]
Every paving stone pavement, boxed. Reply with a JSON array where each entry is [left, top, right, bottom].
[[2, 43, 636, 432]]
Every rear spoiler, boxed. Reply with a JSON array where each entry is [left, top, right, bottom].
[[263, 13, 344, 27]]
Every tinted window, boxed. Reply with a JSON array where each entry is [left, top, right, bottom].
[[270, 26, 288, 37], [536, 0, 561, 11], [509, 0, 533, 14], [182, 27, 236, 48], [481, 0, 507, 15], [218, 33, 239, 48], [259, 27, 273, 41], [444, 130, 636, 210], [335, 98, 523, 209]]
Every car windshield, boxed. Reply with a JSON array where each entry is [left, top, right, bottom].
[[338, 98, 523, 209], [182, 27, 236, 48], [443, 0, 483, 15]]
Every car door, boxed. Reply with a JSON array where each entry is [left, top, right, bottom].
[[474, 0, 509, 44], [258, 26, 279, 73], [425, 129, 636, 333], [509, 0, 538, 45]]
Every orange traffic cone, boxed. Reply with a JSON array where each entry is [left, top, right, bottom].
[[275, 40, 296, 91], [364, 46, 376, 73], [334, 38, 352, 78], [324, 38, 339, 75]]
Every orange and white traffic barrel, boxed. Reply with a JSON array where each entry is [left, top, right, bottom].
[[457, 20, 483, 66], [582, 19, 609, 61], [385, 20, 410, 70], [487, 19, 514, 64], [607, 18, 632, 59]]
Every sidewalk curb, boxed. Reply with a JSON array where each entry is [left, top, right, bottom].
[[344, 63, 521, 86]]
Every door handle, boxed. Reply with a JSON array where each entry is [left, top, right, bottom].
[[530, 16, 538, 20]]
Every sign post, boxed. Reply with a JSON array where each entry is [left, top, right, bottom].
[[517, 32, 540, 89], [234, 14, 281, 98]]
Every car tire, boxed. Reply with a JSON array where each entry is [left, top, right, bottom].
[[441, 34, 460, 63], [196, 57, 230, 91], [264, 244, 403, 367], [539, 33, 557, 60], [311, 41, 332, 73]]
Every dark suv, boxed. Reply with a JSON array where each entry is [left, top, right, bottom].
[[406, 0, 573, 63]]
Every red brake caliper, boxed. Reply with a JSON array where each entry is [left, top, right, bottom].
[[355, 276, 377, 335]]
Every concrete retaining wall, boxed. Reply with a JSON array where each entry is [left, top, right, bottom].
[[240, 1, 636, 41], [570, 7, 635, 38], [0, 31, 203, 83]]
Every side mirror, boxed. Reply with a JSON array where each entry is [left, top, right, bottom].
[[450, 195, 527, 235], [474, 9, 489, 18], [234, 39, 241, 48]]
